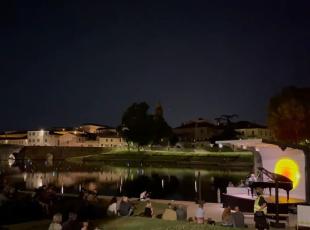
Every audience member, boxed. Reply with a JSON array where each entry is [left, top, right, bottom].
[[139, 191, 150, 201], [48, 213, 62, 230], [162, 203, 177, 221], [118, 196, 134, 216], [222, 207, 233, 227], [81, 221, 89, 230], [144, 200, 153, 217], [85, 190, 98, 203], [195, 203, 205, 224], [2, 182, 16, 199], [107, 197, 118, 217], [176, 204, 187, 221], [228, 181, 234, 187], [238, 180, 245, 187], [232, 206, 245, 228], [207, 218, 216, 225], [62, 212, 80, 230], [0, 191, 8, 206]]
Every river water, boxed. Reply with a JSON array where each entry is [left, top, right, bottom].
[[1, 159, 250, 202]]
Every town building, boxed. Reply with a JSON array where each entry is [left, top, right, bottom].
[[98, 135, 125, 147], [97, 127, 126, 147], [1, 122, 124, 148], [78, 123, 110, 134], [27, 130, 59, 146], [0, 131, 28, 145], [27, 130, 90, 146], [173, 118, 220, 147], [232, 121, 274, 140]]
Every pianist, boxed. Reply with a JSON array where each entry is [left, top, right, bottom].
[[248, 173, 258, 183], [247, 173, 257, 197]]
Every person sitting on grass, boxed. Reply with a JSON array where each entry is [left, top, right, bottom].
[[107, 197, 118, 217], [221, 207, 233, 227], [176, 204, 187, 221], [48, 213, 62, 230], [62, 212, 80, 230], [81, 221, 89, 230], [118, 196, 134, 216], [232, 206, 245, 228], [195, 203, 205, 224], [139, 191, 150, 201], [144, 200, 154, 217], [162, 203, 177, 221]]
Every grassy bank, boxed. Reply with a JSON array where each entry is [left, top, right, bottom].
[[4, 196, 229, 230], [15, 146, 253, 169], [67, 149, 253, 169], [5, 217, 232, 230], [18, 146, 112, 161]]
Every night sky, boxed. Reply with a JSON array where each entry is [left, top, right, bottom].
[[1, 0, 310, 130]]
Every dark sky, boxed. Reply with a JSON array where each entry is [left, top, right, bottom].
[[1, 0, 310, 130]]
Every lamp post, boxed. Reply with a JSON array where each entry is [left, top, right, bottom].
[[198, 171, 202, 203]]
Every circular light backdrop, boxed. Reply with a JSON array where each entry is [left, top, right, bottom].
[[274, 158, 300, 190]]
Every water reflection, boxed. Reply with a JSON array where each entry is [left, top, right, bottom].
[[1, 161, 249, 202]]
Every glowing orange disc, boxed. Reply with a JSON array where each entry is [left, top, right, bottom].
[[274, 158, 300, 190]]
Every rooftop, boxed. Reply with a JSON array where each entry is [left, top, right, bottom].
[[174, 118, 217, 129]]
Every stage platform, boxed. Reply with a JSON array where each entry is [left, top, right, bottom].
[[222, 192, 306, 214], [230, 193, 305, 204]]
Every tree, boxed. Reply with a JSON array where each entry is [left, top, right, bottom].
[[119, 102, 153, 151], [220, 114, 239, 125], [210, 114, 240, 143], [119, 102, 174, 150], [151, 115, 173, 145], [268, 87, 310, 144]]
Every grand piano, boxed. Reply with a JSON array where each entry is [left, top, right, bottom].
[[249, 167, 293, 201]]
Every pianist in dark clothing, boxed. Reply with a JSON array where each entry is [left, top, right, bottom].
[[254, 188, 269, 230]]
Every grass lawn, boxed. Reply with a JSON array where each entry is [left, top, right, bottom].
[[4, 200, 230, 230], [5, 217, 231, 230], [96, 217, 233, 230]]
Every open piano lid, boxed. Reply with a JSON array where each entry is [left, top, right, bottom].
[[257, 167, 293, 184]]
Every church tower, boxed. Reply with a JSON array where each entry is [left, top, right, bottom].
[[155, 102, 163, 118]]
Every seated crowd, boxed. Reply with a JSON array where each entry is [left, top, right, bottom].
[[44, 186, 246, 229], [48, 212, 93, 230], [105, 195, 245, 227]]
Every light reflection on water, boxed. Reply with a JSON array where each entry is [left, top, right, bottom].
[[1, 160, 250, 202]]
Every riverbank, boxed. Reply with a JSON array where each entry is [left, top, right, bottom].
[[3, 146, 253, 169], [15, 146, 112, 161], [67, 149, 253, 169]]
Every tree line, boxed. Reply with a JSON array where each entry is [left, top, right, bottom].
[[118, 87, 310, 149]]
